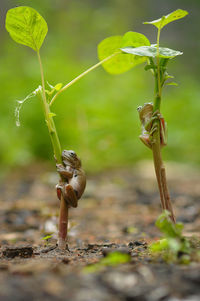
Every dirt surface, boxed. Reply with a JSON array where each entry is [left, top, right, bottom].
[[0, 161, 200, 301]]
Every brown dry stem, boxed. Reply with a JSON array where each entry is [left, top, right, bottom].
[[58, 194, 69, 250], [152, 121, 176, 223]]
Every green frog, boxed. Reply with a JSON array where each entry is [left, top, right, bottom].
[[137, 102, 167, 149]]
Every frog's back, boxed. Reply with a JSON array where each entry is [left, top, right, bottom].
[[70, 168, 86, 199]]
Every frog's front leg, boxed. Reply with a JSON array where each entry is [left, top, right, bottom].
[[139, 115, 158, 149], [149, 111, 167, 148], [56, 163, 73, 179]]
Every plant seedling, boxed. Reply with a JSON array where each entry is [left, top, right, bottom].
[[149, 210, 193, 264], [83, 251, 131, 273], [97, 9, 188, 223], [5, 6, 119, 250]]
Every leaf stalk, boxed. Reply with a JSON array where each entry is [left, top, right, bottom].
[[50, 52, 119, 106]]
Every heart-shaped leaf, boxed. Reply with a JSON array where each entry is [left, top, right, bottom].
[[143, 9, 188, 30], [6, 6, 48, 52], [98, 32, 150, 74], [121, 45, 183, 58]]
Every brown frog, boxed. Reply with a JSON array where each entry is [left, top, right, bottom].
[[56, 150, 86, 208]]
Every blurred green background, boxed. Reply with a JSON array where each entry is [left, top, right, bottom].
[[0, 0, 199, 175]]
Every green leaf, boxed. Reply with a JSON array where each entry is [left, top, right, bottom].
[[166, 82, 178, 86], [42, 235, 52, 240], [54, 83, 63, 91], [168, 238, 181, 253], [150, 238, 169, 252], [165, 74, 174, 80], [101, 251, 131, 266], [155, 211, 185, 239], [121, 45, 183, 58], [6, 6, 48, 51], [83, 251, 131, 273], [46, 82, 63, 96], [149, 211, 193, 263], [121, 31, 150, 48], [48, 112, 56, 118], [98, 32, 150, 74], [143, 9, 188, 29]]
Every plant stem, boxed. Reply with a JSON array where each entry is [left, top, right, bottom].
[[156, 28, 161, 98], [151, 124, 165, 210], [50, 52, 119, 106], [151, 32, 176, 223], [37, 51, 62, 162], [37, 51, 69, 249], [58, 194, 69, 249]]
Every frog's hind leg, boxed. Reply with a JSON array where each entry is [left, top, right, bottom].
[[56, 184, 62, 200], [64, 184, 78, 208]]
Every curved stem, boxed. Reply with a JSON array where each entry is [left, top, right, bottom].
[[37, 51, 62, 163], [50, 52, 119, 106], [37, 51, 69, 248]]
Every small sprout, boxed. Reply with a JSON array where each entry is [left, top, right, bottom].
[[42, 234, 53, 241], [42, 234, 53, 247], [166, 82, 178, 86], [149, 211, 192, 263], [48, 112, 57, 118], [46, 82, 63, 97], [83, 251, 131, 273], [54, 83, 63, 91]]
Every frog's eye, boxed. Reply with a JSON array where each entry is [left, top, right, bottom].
[[69, 151, 76, 157]]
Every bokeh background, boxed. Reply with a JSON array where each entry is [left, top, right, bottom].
[[0, 0, 199, 176]]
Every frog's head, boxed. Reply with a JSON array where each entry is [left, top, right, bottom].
[[62, 150, 82, 168]]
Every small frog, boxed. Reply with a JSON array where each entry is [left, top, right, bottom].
[[137, 102, 167, 149], [56, 150, 86, 208]]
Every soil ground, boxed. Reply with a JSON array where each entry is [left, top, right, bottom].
[[0, 161, 200, 301]]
